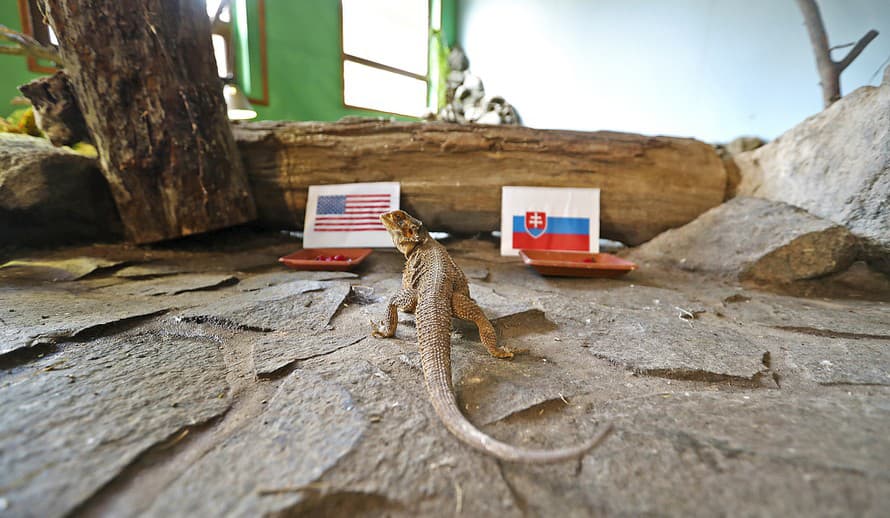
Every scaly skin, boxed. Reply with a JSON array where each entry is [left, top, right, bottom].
[[372, 210, 613, 463]]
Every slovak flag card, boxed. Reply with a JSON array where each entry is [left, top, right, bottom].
[[500, 186, 600, 256], [303, 182, 400, 248]]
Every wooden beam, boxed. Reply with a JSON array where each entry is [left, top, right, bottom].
[[234, 121, 727, 246]]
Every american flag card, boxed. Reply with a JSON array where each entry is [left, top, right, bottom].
[[500, 186, 599, 256], [303, 182, 400, 248]]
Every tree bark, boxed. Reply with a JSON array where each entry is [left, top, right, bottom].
[[39, 0, 256, 243], [234, 120, 727, 246], [795, 0, 878, 107]]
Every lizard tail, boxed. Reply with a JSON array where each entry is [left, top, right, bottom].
[[420, 343, 614, 464]]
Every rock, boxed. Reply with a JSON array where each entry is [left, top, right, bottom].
[[95, 273, 238, 297], [734, 82, 890, 272], [0, 325, 231, 517], [781, 332, 890, 386], [0, 134, 121, 245], [629, 197, 859, 283], [0, 256, 125, 281], [579, 306, 770, 382], [236, 270, 357, 292], [248, 282, 355, 376], [563, 391, 890, 517], [714, 136, 765, 159], [144, 369, 365, 517], [178, 279, 332, 330], [0, 287, 173, 358]]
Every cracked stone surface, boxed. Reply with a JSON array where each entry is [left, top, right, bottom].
[[178, 279, 330, 330], [249, 281, 356, 376], [1, 229, 887, 516], [0, 324, 231, 517], [0, 256, 126, 281], [95, 273, 238, 297], [144, 369, 365, 517], [776, 329, 890, 386], [0, 287, 173, 357]]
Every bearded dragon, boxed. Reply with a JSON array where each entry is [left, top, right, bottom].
[[372, 210, 613, 463]]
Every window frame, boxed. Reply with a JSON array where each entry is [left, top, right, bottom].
[[210, 0, 236, 80], [16, 0, 269, 107], [339, 0, 431, 118], [17, 0, 58, 74]]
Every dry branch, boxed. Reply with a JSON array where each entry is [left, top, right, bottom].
[[795, 0, 879, 107], [0, 23, 61, 64]]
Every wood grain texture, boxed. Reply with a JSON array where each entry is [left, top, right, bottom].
[[41, 0, 256, 243], [234, 120, 726, 245]]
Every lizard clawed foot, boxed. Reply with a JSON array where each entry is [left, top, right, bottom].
[[487, 345, 528, 359], [370, 319, 395, 338]]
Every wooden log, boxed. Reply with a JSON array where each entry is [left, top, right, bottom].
[[40, 0, 256, 243], [234, 120, 727, 246], [18, 71, 91, 147]]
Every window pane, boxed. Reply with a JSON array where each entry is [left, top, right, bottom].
[[206, 0, 231, 22], [344, 60, 428, 116], [342, 0, 429, 75], [212, 34, 230, 77]]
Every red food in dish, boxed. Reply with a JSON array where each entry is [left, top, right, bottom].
[[313, 255, 352, 262]]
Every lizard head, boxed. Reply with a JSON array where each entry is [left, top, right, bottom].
[[380, 210, 428, 256]]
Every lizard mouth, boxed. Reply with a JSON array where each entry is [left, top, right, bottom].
[[379, 210, 404, 231]]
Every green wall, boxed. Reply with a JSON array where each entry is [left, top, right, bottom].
[[243, 0, 456, 121], [0, 2, 46, 117], [0, 0, 457, 121]]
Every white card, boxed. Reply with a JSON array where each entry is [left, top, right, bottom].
[[303, 182, 400, 248], [500, 186, 600, 256]]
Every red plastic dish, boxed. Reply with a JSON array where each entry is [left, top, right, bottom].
[[278, 248, 372, 271], [518, 250, 637, 278]]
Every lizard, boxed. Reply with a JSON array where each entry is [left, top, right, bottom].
[[371, 209, 613, 463]]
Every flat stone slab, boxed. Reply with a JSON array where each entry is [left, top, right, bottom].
[[775, 330, 890, 386], [584, 310, 768, 381], [535, 289, 770, 382], [237, 270, 357, 292], [0, 256, 126, 282], [178, 279, 334, 331], [498, 390, 890, 517], [0, 325, 231, 517], [145, 369, 365, 517], [721, 293, 890, 339], [0, 287, 173, 358], [95, 273, 238, 297], [289, 358, 521, 517], [2, 231, 888, 516], [249, 282, 355, 376], [629, 196, 859, 283]]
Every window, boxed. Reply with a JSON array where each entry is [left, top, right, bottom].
[[199, 1, 271, 106], [341, 0, 431, 117], [16, 0, 267, 106], [207, 0, 234, 78], [17, 0, 58, 73]]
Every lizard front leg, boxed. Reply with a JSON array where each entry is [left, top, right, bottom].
[[451, 292, 524, 358], [371, 287, 417, 338]]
